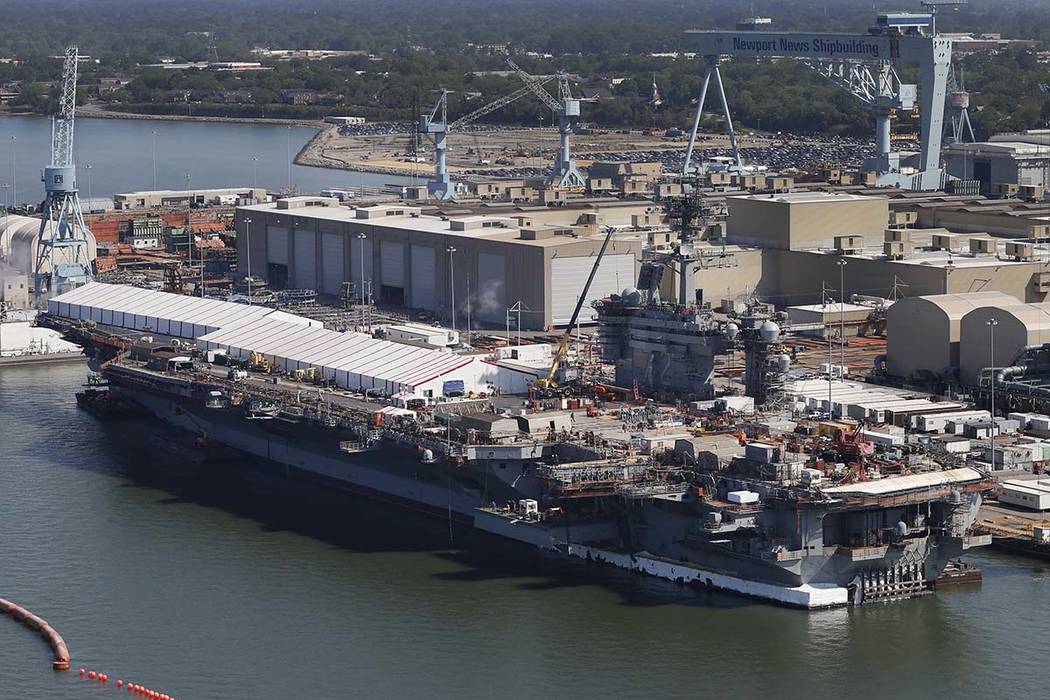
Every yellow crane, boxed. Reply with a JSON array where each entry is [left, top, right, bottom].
[[533, 226, 616, 392]]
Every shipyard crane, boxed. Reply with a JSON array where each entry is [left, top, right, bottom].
[[506, 59, 586, 189], [945, 65, 976, 144], [799, 57, 918, 176], [533, 226, 615, 394], [419, 78, 554, 199], [34, 45, 93, 304]]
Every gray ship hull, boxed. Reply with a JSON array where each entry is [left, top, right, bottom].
[[106, 370, 989, 609]]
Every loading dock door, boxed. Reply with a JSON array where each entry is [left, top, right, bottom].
[[380, 241, 405, 288], [551, 253, 635, 325], [293, 230, 317, 289], [476, 252, 506, 323], [266, 226, 289, 266], [410, 245, 436, 309], [321, 233, 345, 295]]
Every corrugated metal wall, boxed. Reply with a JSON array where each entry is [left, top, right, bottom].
[[551, 253, 635, 325]]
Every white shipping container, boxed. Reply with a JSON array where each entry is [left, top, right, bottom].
[[727, 490, 760, 505]]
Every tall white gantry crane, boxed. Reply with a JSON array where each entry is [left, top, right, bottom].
[[420, 77, 555, 199], [507, 59, 586, 189], [34, 45, 93, 303]]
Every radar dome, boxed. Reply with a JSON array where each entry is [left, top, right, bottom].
[[776, 353, 791, 372], [724, 322, 739, 340], [620, 287, 642, 306], [759, 320, 780, 342]]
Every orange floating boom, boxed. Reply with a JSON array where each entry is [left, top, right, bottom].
[[0, 597, 71, 670]]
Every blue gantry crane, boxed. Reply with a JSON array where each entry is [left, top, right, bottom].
[[34, 45, 93, 303], [419, 77, 555, 200]]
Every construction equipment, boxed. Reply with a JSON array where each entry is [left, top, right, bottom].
[[34, 45, 93, 304], [533, 226, 615, 393], [420, 77, 555, 199], [248, 351, 271, 373], [506, 59, 587, 189]]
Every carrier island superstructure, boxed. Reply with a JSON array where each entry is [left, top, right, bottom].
[[40, 185, 996, 609]]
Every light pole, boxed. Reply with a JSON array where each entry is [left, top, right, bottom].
[[988, 317, 998, 471], [286, 125, 292, 190], [252, 155, 258, 188], [838, 258, 847, 381], [447, 246, 457, 338], [85, 164, 93, 212], [1, 182, 9, 258], [243, 217, 253, 304], [358, 233, 368, 330], [151, 129, 157, 190], [10, 135, 16, 208]]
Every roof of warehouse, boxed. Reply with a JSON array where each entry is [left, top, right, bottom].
[[891, 291, 1019, 319], [199, 318, 472, 389], [237, 202, 645, 248], [821, 467, 985, 496], [732, 191, 883, 204]]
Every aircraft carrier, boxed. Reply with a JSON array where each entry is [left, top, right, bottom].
[[39, 308, 995, 609]]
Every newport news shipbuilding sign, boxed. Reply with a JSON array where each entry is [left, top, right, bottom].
[[687, 31, 897, 61]]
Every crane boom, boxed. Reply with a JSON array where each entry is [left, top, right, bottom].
[[536, 226, 616, 390], [52, 45, 78, 168], [506, 58, 562, 112], [449, 78, 553, 131]]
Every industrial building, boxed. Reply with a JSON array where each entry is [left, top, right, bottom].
[[944, 131, 1050, 194], [999, 479, 1050, 511], [726, 192, 890, 250], [115, 187, 267, 211], [235, 198, 645, 330], [0, 262, 29, 309], [884, 291, 1018, 381]]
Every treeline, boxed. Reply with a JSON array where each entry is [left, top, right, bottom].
[[1, 0, 1048, 64], [1, 0, 1048, 138]]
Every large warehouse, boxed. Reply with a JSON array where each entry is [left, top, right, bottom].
[[235, 198, 645, 330], [885, 291, 1018, 381]]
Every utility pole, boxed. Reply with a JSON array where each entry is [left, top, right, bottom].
[[838, 258, 847, 381], [151, 130, 157, 190], [822, 281, 834, 415]]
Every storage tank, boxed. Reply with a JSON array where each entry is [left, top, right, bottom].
[[0, 214, 98, 276]]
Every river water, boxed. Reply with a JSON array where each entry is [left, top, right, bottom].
[[1, 362, 1048, 699], [0, 115, 415, 206]]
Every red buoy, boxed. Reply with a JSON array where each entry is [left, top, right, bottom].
[[79, 668, 86, 677], [88, 671, 97, 680], [117, 680, 124, 688]]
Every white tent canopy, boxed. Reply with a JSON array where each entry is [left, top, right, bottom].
[[48, 282, 320, 339], [48, 282, 483, 397], [199, 319, 477, 396]]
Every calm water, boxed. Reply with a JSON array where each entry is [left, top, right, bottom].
[[1, 362, 1048, 699], [0, 115, 415, 206]]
